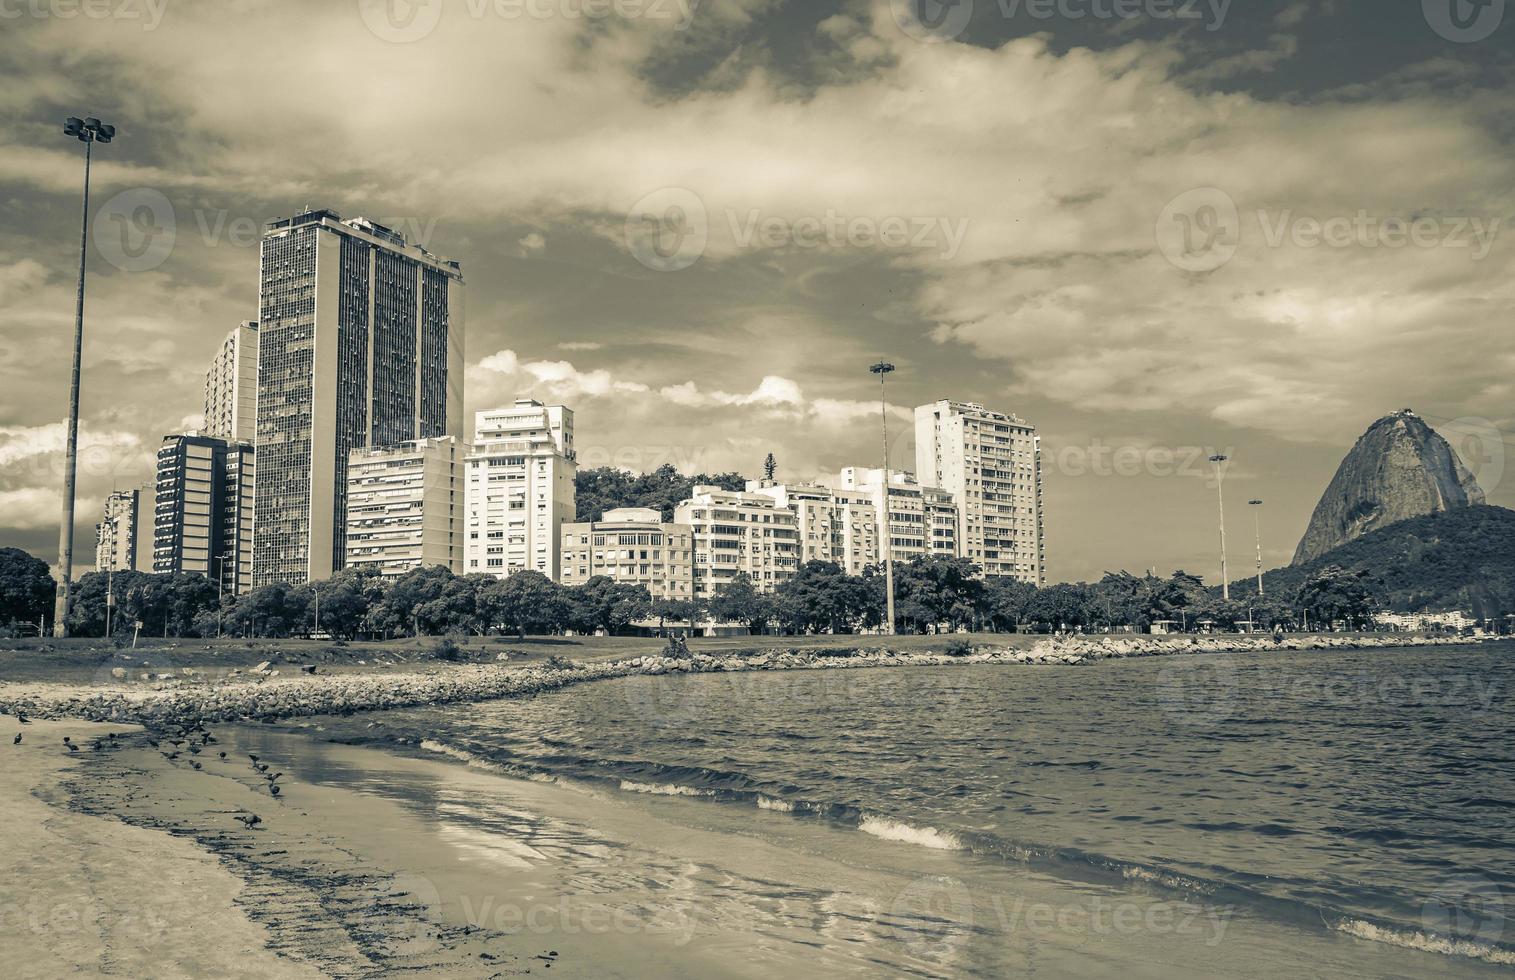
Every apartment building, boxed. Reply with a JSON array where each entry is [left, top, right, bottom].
[[746, 480, 880, 574], [152, 433, 254, 593], [465, 400, 577, 580], [675, 485, 800, 596], [203, 321, 258, 443], [832, 467, 958, 564], [559, 507, 696, 600], [914, 399, 1045, 584], [345, 436, 465, 576]]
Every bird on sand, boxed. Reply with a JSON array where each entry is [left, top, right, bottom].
[[235, 814, 262, 829], [218, 751, 227, 759], [66, 742, 79, 752], [191, 761, 202, 770], [17, 712, 29, 724], [13, 733, 21, 745], [269, 784, 281, 797], [248, 753, 259, 763]]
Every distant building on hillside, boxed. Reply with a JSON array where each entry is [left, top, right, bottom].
[[559, 507, 696, 601], [465, 400, 577, 580], [345, 436, 466, 576]]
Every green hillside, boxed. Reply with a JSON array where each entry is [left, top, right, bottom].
[[1250, 505, 1515, 617]]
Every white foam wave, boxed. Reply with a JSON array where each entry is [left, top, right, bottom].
[[756, 795, 795, 812], [619, 780, 717, 798], [858, 815, 963, 850], [1333, 919, 1515, 965]]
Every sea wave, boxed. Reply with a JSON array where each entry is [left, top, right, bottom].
[[1332, 918, 1515, 966], [857, 816, 965, 850], [619, 780, 718, 798]]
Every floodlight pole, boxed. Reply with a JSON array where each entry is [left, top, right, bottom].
[[871, 361, 896, 635]]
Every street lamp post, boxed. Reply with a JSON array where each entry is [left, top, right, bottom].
[[53, 115, 116, 638], [1209, 454, 1230, 603], [870, 360, 896, 635], [1248, 499, 1265, 596]]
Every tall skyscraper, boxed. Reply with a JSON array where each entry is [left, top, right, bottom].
[[345, 436, 466, 576], [914, 399, 1044, 584], [254, 209, 465, 587], [152, 433, 254, 594], [465, 400, 576, 579], [203, 321, 259, 443], [94, 488, 152, 573]]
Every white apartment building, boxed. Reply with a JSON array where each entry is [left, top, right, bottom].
[[832, 467, 958, 564], [746, 481, 879, 575], [94, 487, 152, 573], [675, 485, 800, 596], [914, 399, 1045, 584], [345, 436, 465, 576], [204, 321, 258, 443], [465, 400, 577, 580], [559, 507, 696, 600]]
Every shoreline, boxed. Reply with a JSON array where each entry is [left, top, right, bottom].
[[0, 633, 1494, 729]]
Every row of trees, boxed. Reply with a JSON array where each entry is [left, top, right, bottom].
[[31, 552, 1382, 640]]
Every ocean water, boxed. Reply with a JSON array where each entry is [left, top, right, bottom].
[[279, 643, 1514, 976]]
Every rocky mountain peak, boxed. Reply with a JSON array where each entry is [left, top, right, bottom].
[[1292, 410, 1485, 565]]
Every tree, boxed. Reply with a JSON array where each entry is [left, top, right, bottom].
[[565, 577, 652, 635], [774, 560, 876, 634], [893, 557, 985, 633], [574, 464, 748, 521], [982, 576, 1035, 632], [708, 573, 771, 634], [0, 547, 55, 632], [379, 565, 456, 636], [649, 597, 701, 633], [476, 571, 568, 636], [1295, 565, 1380, 630]]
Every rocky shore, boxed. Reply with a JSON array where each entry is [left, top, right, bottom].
[[0, 633, 1488, 728]]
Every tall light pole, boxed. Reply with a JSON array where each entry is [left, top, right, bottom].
[[103, 516, 115, 639], [1209, 454, 1230, 602], [870, 360, 896, 635], [1248, 499, 1265, 597], [53, 116, 116, 637]]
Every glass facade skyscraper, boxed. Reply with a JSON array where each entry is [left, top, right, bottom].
[[253, 210, 464, 587]]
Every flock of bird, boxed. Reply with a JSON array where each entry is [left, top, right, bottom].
[[12, 711, 279, 832]]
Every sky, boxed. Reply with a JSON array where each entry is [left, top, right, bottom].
[[0, 0, 1511, 584]]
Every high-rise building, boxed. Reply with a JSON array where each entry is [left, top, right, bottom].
[[254, 209, 464, 587], [747, 481, 879, 575], [832, 467, 958, 565], [204, 321, 259, 442], [465, 400, 576, 579], [153, 433, 254, 593], [914, 399, 1044, 584], [345, 436, 466, 576], [94, 488, 152, 573], [559, 507, 696, 600], [675, 485, 800, 596]]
